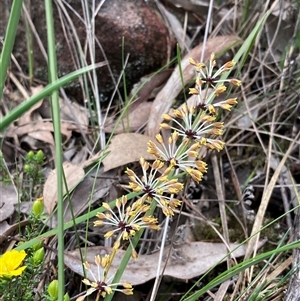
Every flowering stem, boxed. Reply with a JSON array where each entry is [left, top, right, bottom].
[[150, 215, 170, 301], [150, 167, 180, 301], [92, 50, 245, 301], [104, 200, 157, 301]]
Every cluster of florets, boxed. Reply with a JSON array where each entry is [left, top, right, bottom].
[[76, 254, 133, 301], [77, 53, 240, 300]]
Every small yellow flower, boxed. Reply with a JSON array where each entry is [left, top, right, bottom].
[[189, 87, 199, 95], [214, 84, 227, 96], [162, 113, 172, 122], [213, 98, 238, 111], [207, 104, 216, 115], [158, 104, 223, 146], [188, 57, 197, 65], [147, 140, 162, 159], [186, 167, 204, 182], [188, 58, 206, 71], [206, 139, 225, 151], [210, 128, 223, 136], [160, 122, 171, 130], [223, 60, 235, 70], [230, 78, 242, 86], [219, 103, 233, 111], [0, 250, 27, 278], [200, 114, 216, 123]]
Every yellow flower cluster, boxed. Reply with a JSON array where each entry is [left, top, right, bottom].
[[78, 53, 240, 300], [76, 254, 133, 301], [94, 195, 159, 259], [91, 52, 240, 255]]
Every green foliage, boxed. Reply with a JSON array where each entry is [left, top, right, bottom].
[[22, 150, 45, 202], [24, 150, 45, 181], [0, 199, 46, 301], [45, 279, 70, 301]]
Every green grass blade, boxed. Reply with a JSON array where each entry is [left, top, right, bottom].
[[0, 62, 106, 131], [177, 44, 187, 101], [44, 0, 65, 299], [232, 10, 271, 70], [0, 0, 23, 101], [183, 241, 300, 301], [13, 189, 138, 251]]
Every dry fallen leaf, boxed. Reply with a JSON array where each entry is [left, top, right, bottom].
[[0, 184, 32, 243], [59, 98, 89, 128], [48, 169, 117, 228], [43, 161, 85, 215], [17, 86, 44, 126], [265, 13, 293, 54], [129, 70, 172, 111], [164, 0, 212, 13], [146, 35, 241, 137], [65, 241, 265, 285], [6, 121, 82, 145], [102, 133, 154, 172], [0, 221, 11, 242], [0, 184, 18, 222], [155, 1, 191, 51], [4, 85, 88, 150], [0, 202, 15, 223], [0, 220, 28, 245], [105, 102, 152, 134]]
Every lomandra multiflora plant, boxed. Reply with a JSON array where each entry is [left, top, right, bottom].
[[76, 53, 241, 301]]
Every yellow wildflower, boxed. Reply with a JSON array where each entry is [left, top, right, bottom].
[[0, 250, 27, 278]]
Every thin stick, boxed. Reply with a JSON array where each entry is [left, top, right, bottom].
[[149, 215, 170, 301], [200, 0, 213, 62]]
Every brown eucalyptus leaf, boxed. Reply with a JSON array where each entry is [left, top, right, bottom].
[[0, 198, 15, 222], [6, 121, 83, 145], [146, 35, 241, 137], [129, 70, 172, 112], [43, 162, 85, 214], [6, 121, 54, 137], [28, 130, 55, 146], [0, 184, 18, 205], [18, 86, 44, 126], [105, 102, 152, 134], [47, 169, 116, 228], [155, 1, 191, 50], [164, 0, 211, 12], [81, 151, 103, 168], [59, 98, 89, 127], [102, 133, 154, 172], [0, 184, 18, 222], [0, 221, 11, 241], [65, 241, 265, 285], [0, 220, 28, 245]]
